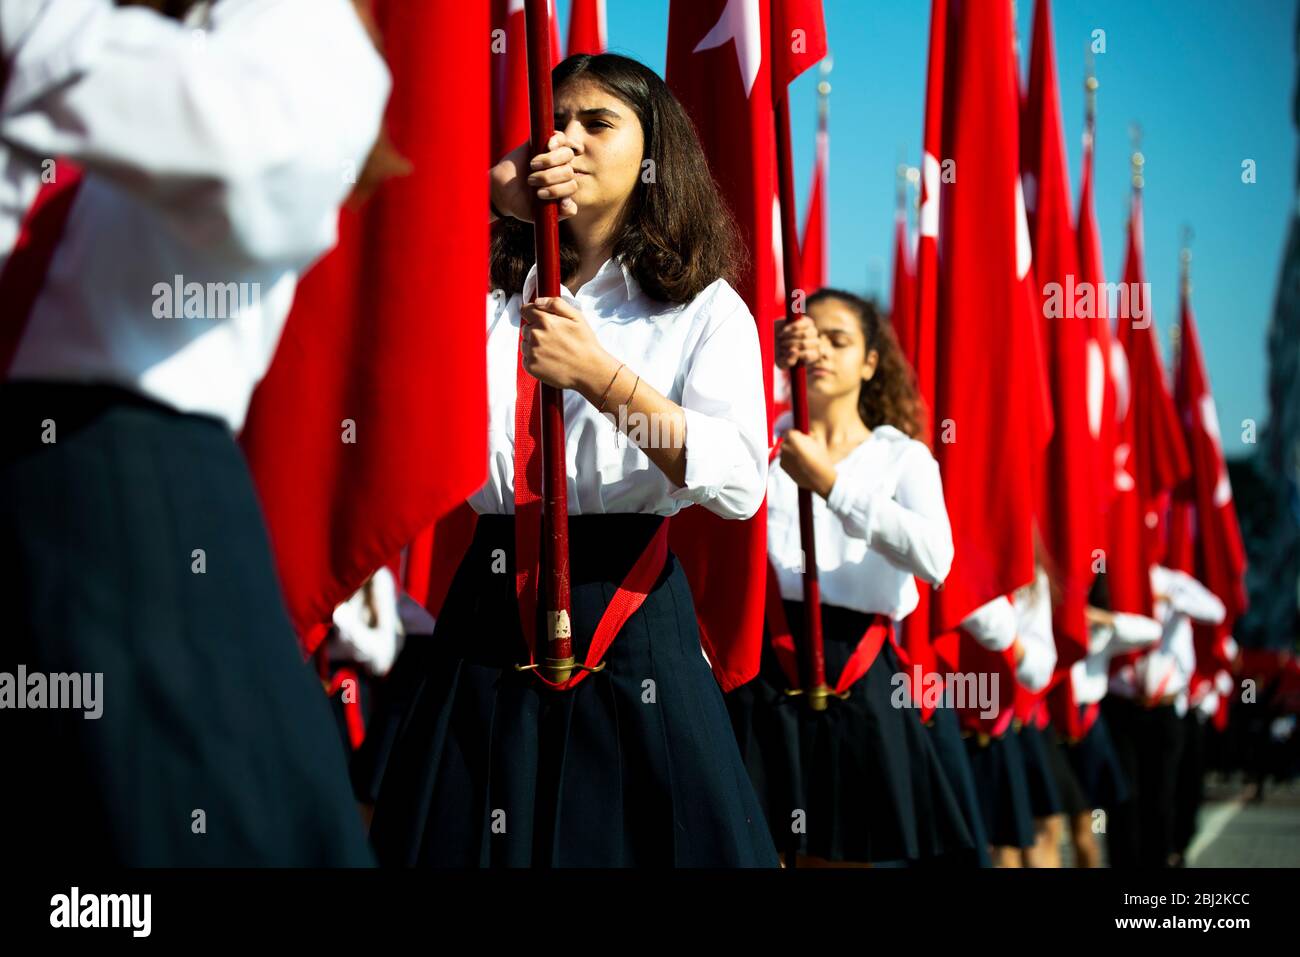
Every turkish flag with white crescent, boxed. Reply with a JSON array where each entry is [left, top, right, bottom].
[[1108, 191, 1190, 616], [1076, 111, 1118, 563], [899, 0, 947, 709], [1023, 0, 1090, 665], [240, 0, 489, 650], [1167, 286, 1248, 678], [930, 0, 1045, 637], [664, 0, 825, 690]]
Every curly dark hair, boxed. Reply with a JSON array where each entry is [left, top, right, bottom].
[[491, 53, 746, 304], [805, 288, 927, 443]]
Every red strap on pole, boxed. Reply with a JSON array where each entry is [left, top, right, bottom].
[[0, 162, 84, 375], [765, 559, 902, 697]]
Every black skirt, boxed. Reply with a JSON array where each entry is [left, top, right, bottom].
[[0, 382, 372, 866], [1016, 722, 1064, 818], [964, 729, 1036, 849], [1065, 708, 1130, 809], [925, 704, 992, 866], [1042, 724, 1090, 817], [362, 514, 778, 868], [726, 601, 975, 863]]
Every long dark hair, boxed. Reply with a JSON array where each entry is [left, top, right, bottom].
[[805, 288, 926, 442], [491, 53, 745, 304]]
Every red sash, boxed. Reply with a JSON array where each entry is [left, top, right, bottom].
[[512, 304, 669, 691], [0, 161, 84, 374], [764, 558, 907, 695]]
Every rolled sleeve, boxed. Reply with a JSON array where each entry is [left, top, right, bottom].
[[960, 596, 1017, 652], [667, 282, 767, 520], [825, 444, 954, 586]]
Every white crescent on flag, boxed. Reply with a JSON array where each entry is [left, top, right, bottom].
[[1086, 338, 1105, 438], [920, 151, 940, 239], [1199, 393, 1234, 507]]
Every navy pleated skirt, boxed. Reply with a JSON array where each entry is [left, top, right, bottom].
[[964, 729, 1036, 848], [1065, 709, 1130, 809], [362, 514, 778, 868], [726, 601, 975, 863], [1042, 724, 1090, 817], [1016, 722, 1063, 818], [925, 704, 992, 866], [0, 383, 372, 866]]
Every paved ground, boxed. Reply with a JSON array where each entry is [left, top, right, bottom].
[[1184, 775, 1300, 867]]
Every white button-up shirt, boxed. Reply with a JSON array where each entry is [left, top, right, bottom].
[[468, 257, 767, 519], [767, 418, 954, 619], [1108, 564, 1227, 703], [1, 0, 389, 431]]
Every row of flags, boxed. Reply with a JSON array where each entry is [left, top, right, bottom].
[[886, 0, 1247, 720], [237, 0, 1247, 709]]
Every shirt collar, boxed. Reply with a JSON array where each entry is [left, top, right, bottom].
[[521, 256, 637, 305]]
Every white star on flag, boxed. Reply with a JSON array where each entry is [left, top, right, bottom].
[[693, 0, 763, 98]]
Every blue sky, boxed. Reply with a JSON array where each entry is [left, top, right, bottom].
[[554, 0, 1295, 455]]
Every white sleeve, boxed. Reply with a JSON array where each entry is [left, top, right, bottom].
[[331, 567, 402, 677], [668, 284, 768, 520], [1108, 612, 1163, 653], [825, 443, 954, 586], [960, 595, 1017, 653], [1013, 574, 1056, 692], [1155, 567, 1227, 626], [1, 0, 390, 265]]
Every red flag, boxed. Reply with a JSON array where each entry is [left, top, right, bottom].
[[889, 203, 915, 365], [566, 0, 607, 56], [1168, 279, 1248, 672], [929, 0, 1042, 633], [1107, 191, 1191, 614], [1022, 0, 1089, 664], [492, 0, 562, 163], [1076, 102, 1119, 562], [800, 119, 829, 292], [902, 0, 947, 690], [666, 0, 779, 690], [770, 0, 828, 98], [240, 0, 489, 650]]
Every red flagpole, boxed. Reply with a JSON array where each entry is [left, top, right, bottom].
[[774, 90, 829, 711], [524, 0, 574, 682]]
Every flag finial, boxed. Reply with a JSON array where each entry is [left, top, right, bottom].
[[1129, 122, 1145, 191], [1084, 46, 1099, 131], [896, 156, 918, 214], [1180, 224, 1194, 298], [817, 54, 833, 124]]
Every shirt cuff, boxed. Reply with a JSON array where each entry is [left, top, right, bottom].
[[668, 406, 762, 518], [961, 598, 1017, 652], [825, 476, 876, 542]]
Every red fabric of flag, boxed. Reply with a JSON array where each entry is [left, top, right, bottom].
[[240, 0, 489, 650], [800, 123, 829, 293], [665, 0, 779, 690], [1022, 0, 1090, 665], [1168, 285, 1248, 677], [566, 0, 607, 57], [929, 0, 1041, 634], [1108, 192, 1191, 614]]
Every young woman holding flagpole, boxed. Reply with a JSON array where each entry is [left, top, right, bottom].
[[364, 50, 793, 867], [728, 289, 976, 866]]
